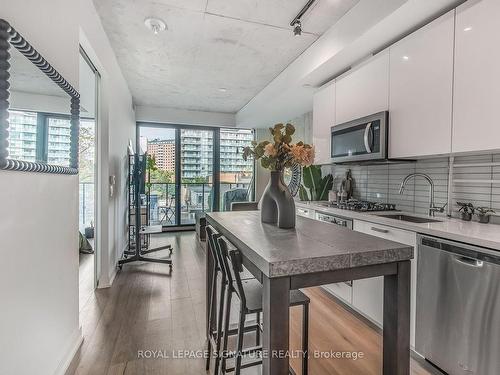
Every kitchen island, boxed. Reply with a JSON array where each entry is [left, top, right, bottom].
[[206, 211, 414, 375]]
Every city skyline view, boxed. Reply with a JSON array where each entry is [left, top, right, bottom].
[[140, 127, 254, 184]]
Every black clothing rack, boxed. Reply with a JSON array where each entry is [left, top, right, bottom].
[[118, 153, 172, 270]]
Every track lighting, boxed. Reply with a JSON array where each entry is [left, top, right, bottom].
[[293, 20, 302, 36], [289, 0, 316, 36]]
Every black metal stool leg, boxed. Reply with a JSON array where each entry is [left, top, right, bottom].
[[255, 312, 260, 347], [206, 266, 217, 370], [302, 303, 309, 375], [221, 287, 233, 374], [234, 302, 247, 375], [214, 280, 226, 375]]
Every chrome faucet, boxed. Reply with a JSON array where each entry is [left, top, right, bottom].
[[399, 173, 446, 216]]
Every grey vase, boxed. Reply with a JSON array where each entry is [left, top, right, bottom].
[[260, 170, 296, 229]]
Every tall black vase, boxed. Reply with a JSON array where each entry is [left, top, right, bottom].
[[260, 170, 296, 229]]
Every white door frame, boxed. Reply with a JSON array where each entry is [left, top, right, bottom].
[[79, 47, 101, 288]]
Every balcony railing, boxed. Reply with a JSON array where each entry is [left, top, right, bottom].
[[147, 182, 251, 226], [79, 182, 94, 230], [79, 181, 253, 229]]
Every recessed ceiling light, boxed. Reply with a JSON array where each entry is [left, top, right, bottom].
[[144, 17, 167, 35], [218, 88, 228, 93], [402, 56, 409, 61], [463, 26, 472, 32]]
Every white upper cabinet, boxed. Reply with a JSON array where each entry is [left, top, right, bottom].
[[312, 82, 335, 165], [453, 0, 500, 153], [335, 51, 389, 125], [389, 11, 455, 159]]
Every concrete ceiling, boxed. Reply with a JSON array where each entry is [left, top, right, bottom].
[[10, 47, 67, 98], [236, 0, 464, 128], [93, 0, 360, 113]]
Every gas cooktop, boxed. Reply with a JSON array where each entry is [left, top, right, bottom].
[[317, 199, 397, 212]]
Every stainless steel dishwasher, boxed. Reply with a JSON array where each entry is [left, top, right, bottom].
[[416, 235, 500, 375]]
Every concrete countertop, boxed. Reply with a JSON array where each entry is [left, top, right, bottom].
[[206, 211, 413, 278], [296, 201, 500, 251]]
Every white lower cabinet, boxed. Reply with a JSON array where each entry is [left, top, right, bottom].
[[323, 282, 352, 304], [352, 277, 384, 326], [352, 220, 417, 348]]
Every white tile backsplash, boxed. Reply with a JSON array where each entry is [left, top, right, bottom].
[[326, 153, 500, 220]]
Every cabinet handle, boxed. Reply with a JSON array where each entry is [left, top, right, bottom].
[[371, 226, 389, 234]]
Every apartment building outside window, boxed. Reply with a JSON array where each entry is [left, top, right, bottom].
[[139, 124, 255, 227]]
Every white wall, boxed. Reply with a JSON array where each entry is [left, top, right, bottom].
[[0, 1, 81, 375], [0, 1, 136, 374], [79, 0, 136, 287], [136, 105, 236, 127]]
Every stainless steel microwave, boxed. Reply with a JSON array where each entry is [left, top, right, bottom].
[[331, 111, 388, 163]]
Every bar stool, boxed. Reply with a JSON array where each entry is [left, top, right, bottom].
[[205, 226, 257, 375], [218, 236, 310, 375]]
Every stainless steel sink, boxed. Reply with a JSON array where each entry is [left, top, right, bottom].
[[376, 214, 442, 223]]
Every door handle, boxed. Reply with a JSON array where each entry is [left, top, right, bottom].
[[454, 256, 483, 268], [364, 122, 372, 153], [371, 226, 389, 234]]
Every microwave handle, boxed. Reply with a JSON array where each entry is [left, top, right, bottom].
[[364, 122, 372, 153]]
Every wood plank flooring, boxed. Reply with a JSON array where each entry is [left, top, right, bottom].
[[79, 252, 95, 312], [67, 232, 441, 375]]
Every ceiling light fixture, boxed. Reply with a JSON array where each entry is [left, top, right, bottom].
[[402, 55, 409, 61], [144, 17, 167, 35], [290, 0, 316, 36], [463, 26, 472, 32], [293, 20, 302, 36], [218, 88, 228, 93]]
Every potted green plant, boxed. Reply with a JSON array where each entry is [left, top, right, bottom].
[[475, 207, 495, 224], [298, 165, 333, 201], [457, 202, 475, 221], [146, 154, 158, 191]]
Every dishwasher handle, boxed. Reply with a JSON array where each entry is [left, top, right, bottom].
[[371, 226, 389, 234], [420, 235, 500, 265], [454, 256, 484, 268]]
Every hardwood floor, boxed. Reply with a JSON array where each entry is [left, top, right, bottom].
[[79, 252, 95, 312], [67, 232, 441, 375]]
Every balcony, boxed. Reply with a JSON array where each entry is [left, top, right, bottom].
[[113, 181, 244, 229], [147, 182, 251, 226], [79, 182, 94, 230]]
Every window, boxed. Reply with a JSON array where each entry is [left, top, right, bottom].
[[219, 128, 255, 211], [7, 109, 73, 165], [47, 117, 71, 167], [7, 110, 38, 162], [138, 123, 255, 227]]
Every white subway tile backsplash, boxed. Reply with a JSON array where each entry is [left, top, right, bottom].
[[326, 153, 500, 218]]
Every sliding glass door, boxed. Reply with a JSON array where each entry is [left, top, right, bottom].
[[139, 126, 178, 226], [219, 128, 254, 211], [180, 128, 214, 225], [138, 123, 254, 229]]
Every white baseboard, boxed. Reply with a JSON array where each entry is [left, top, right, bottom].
[[108, 266, 118, 286], [98, 243, 126, 289], [54, 326, 83, 375], [98, 267, 117, 289]]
